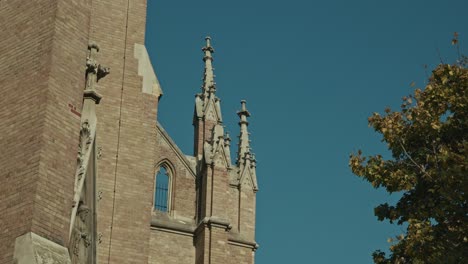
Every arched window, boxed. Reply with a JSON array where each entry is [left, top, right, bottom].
[[154, 166, 170, 212]]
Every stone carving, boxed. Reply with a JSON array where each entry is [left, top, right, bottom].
[[214, 152, 226, 168], [98, 233, 103, 245], [97, 191, 103, 201], [86, 43, 110, 85], [70, 202, 91, 264], [84, 43, 109, 104], [206, 107, 216, 121], [71, 42, 108, 213], [14, 232, 72, 264], [76, 120, 92, 182], [69, 42, 109, 264], [97, 146, 102, 160], [242, 177, 251, 187]]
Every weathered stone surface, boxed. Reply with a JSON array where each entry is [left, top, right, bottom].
[[134, 43, 163, 97], [14, 233, 71, 264]]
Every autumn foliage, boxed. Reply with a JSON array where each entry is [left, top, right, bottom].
[[349, 47, 467, 263]]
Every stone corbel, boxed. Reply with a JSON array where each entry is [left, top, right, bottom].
[[197, 216, 232, 231]]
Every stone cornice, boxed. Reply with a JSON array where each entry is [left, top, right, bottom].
[[150, 214, 196, 236], [150, 215, 235, 237], [83, 90, 102, 104], [199, 217, 232, 230], [228, 232, 259, 251]]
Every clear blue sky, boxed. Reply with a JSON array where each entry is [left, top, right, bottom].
[[145, 1, 467, 263]]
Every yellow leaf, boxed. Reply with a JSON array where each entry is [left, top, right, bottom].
[[442, 76, 448, 84]]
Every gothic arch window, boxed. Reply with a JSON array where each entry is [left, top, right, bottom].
[[154, 163, 172, 212]]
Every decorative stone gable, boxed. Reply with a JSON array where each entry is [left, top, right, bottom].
[[205, 100, 218, 121]]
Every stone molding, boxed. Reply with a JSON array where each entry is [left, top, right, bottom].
[[228, 232, 259, 251], [150, 214, 196, 236], [199, 216, 232, 230], [150, 215, 237, 236]]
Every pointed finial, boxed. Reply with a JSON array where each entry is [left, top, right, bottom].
[[202, 36, 214, 54], [237, 100, 252, 165], [201, 36, 216, 95], [237, 100, 251, 120]]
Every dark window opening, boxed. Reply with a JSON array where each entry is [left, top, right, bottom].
[[154, 167, 169, 212]]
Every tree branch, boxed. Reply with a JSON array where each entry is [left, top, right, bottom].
[[399, 140, 431, 178]]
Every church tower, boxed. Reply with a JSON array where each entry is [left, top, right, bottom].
[[193, 36, 236, 263], [0, 1, 96, 263], [1, 0, 161, 263], [0, 1, 258, 263], [192, 37, 259, 264], [150, 37, 259, 264]]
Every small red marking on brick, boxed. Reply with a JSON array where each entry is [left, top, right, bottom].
[[71, 109, 81, 117], [68, 103, 81, 117]]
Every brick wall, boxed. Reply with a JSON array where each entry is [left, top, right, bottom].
[[0, 0, 92, 262], [149, 230, 195, 264], [228, 187, 240, 231], [0, 1, 259, 262], [240, 187, 256, 241], [86, 0, 161, 262], [228, 245, 255, 264], [155, 126, 197, 219]]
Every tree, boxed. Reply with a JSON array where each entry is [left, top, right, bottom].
[[349, 40, 468, 263]]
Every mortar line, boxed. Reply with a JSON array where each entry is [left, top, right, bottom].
[[107, 0, 131, 262]]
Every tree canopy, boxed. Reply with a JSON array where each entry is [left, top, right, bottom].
[[349, 45, 467, 263]]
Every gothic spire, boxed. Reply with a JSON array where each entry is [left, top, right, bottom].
[[194, 37, 223, 123], [194, 37, 224, 157], [237, 100, 252, 165]]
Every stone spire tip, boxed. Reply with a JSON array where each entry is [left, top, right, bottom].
[[237, 100, 250, 118], [241, 100, 247, 111], [236, 100, 252, 165], [201, 36, 216, 95], [203, 36, 214, 52]]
